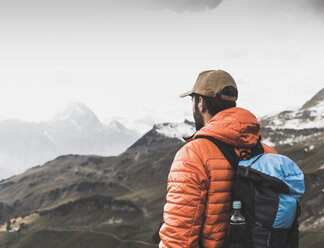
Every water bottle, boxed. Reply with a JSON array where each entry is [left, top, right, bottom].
[[227, 201, 246, 248]]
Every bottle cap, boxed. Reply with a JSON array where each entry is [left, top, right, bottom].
[[233, 201, 241, 209]]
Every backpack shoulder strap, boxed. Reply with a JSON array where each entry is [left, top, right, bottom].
[[250, 136, 264, 156], [194, 135, 239, 171]]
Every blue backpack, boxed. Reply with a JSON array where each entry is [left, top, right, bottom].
[[196, 136, 305, 248]]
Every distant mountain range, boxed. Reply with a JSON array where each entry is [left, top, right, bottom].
[[0, 89, 323, 248], [0, 102, 140, 180]]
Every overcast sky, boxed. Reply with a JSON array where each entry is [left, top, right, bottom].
[[0, 0, 323, 125]]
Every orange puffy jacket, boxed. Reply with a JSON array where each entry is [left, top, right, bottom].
[[159, 107, 276, 248]]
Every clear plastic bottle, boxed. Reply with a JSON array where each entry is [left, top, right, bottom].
[[227, 201, 246, 248]]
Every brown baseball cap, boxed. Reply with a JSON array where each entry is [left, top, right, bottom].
[[180, 70, 238, 101]]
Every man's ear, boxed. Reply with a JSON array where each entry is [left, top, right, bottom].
[[198, 96, 207, 113]]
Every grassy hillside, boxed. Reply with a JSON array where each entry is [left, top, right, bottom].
[[0, 229, 156, 248], [300, 226, 324, 248], [0, 133, 182, 248]]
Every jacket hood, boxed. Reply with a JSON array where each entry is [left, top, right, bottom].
[[190, 107, 261, 148]]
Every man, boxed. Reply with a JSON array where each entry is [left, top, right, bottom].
[[159, 70, 276, 248]]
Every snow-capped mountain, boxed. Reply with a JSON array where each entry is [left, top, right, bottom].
[[261, 88, 324, 131], [51, 102, 103, 129], [155, 119, 195, 140], [108, 104, 194, 136], [0, 102, 140, 180], [133, 88, 324, 152], [260, 88, 324, 149]]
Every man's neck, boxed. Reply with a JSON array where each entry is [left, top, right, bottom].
[[203, 113, 213, 126]]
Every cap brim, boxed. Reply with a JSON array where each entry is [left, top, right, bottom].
[[180, 90, 193, 98]]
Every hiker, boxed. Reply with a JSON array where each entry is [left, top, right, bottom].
[[159, 70, 277, 248]]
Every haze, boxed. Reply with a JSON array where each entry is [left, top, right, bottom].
[[0, 0, 323, 125]]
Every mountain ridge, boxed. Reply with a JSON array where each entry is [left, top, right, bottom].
[[0, 89, 323, 247], [0, 102, 140, 180]]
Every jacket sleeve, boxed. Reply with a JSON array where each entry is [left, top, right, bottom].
[[159, 143, 209, 248]]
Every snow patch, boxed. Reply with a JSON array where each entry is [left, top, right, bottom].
[[300, 215, 324, 230], [155, 121, 195, 141], [262, 101, 324, 130], [261, 137, 275, 147], [305, 145, 315, 152], [104, 217, 123, 224], [312, 216, 324, 228]]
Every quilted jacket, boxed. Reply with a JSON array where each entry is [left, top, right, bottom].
[[159, 107, 276, 248]]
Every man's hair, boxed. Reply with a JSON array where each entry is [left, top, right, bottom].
[[192, 86, 237, 116]]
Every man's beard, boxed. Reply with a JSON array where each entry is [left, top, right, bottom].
[[194, 103, 204, 131]]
